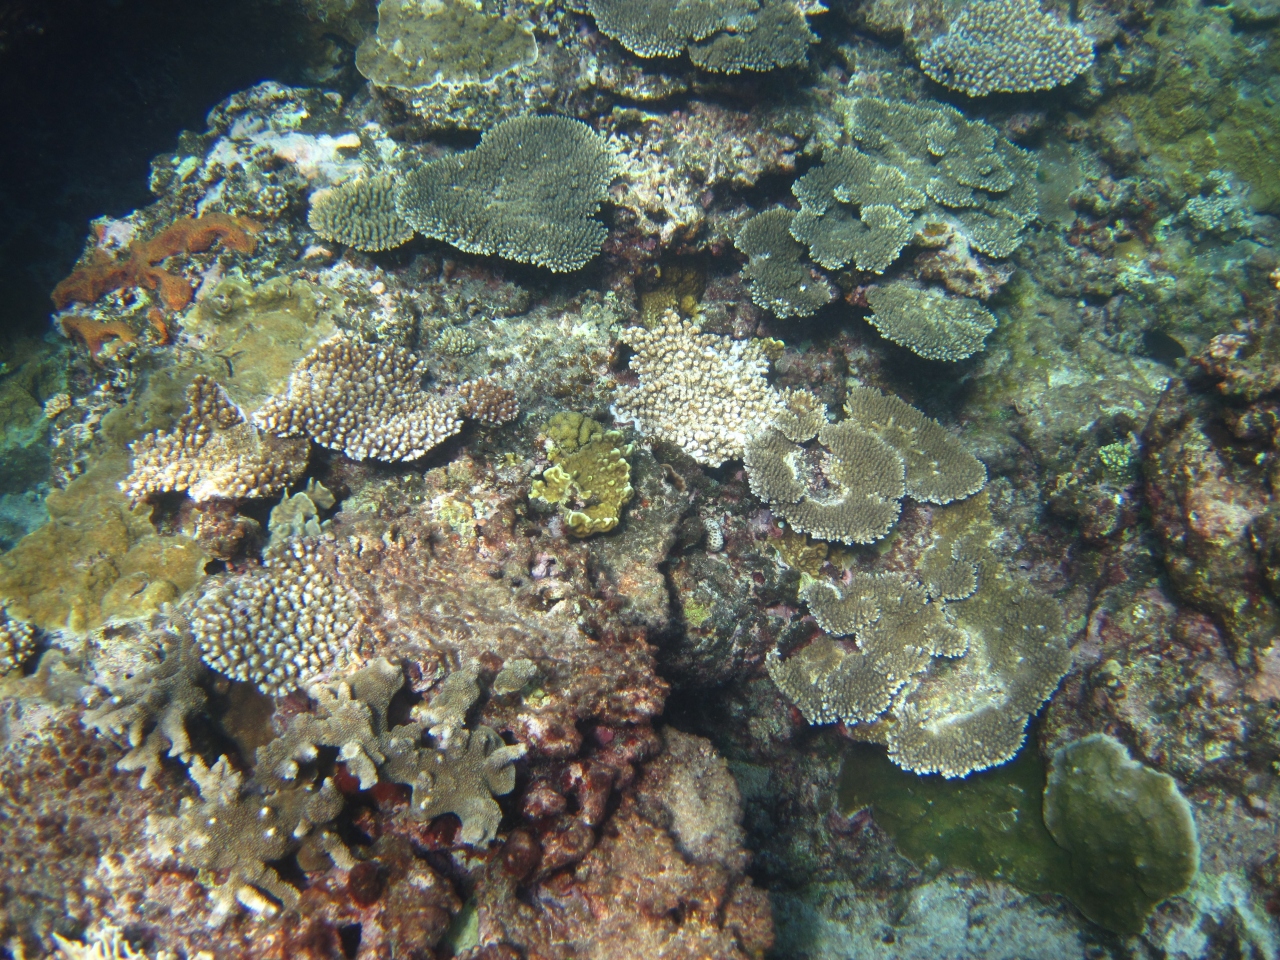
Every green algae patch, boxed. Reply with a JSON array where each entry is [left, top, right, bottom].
[[839, 740, 1069, 896]]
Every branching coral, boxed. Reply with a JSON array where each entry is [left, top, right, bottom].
[[864, 283, 998, 361], [355, 0, 538, 90], [530, 412, 635, 536], [191, 537, 362, 695], [121, 376, 309, 503], [255, 333, 462, 462], [394, 115, 616, 272], [307, 175, 415, 252], [52, 214, 262, 313], [745, 386, 984, 544], [587, 0, 817, 74], [918, 0, 1094, 98], [456, 378, 519, 425], [612, 314, 787, 467], [0, 608, 37, 675], [736, 208, 834, 318]]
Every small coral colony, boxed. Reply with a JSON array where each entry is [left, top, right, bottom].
[[6, 0, 1280, 957]]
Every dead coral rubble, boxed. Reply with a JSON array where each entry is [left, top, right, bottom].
[[121, 375, 309, 504]]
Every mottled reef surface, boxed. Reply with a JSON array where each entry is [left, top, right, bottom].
[[2, 1, 1280, 959]]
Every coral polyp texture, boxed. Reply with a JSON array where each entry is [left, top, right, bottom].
[[918, 0, 1095, 97], [456, 378, 519, 425], [355, 0, 538, 90], [736, 207, 834, 318], [530, 411, 635, 536], [394, 114, 617, 271], [864, 283, 998, 361], [0, 609, 36, 675], [190, 537, 362, 695], [612, 314, 787, 467], [307, 175, 415, 252], [745, 385, 985, 545], [587, 0, 817, 73], [120, 375, 309, 503], [52, 213, 262, 313], [835, 96, 1038, 260], [769, 493, 1069, 778], [255, 333, 462, 462]]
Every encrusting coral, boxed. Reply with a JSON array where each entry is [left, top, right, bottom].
[[190, 536, 362, 696], [864, 283, 998, 361], [530, 412, 635, 537], [918, 0, 1095, 98], [120, 375, 309, 504], [394, 115, 617, 272], [586, 0, 818, 74], [612, 313, 787, 467], [307, 174, 415, 252], [355, 0, 538, 90], [52, 213, 262, 313], [736, 208, 834, 319], [255, 333, 462, 462], [744, 386, 986, 545]]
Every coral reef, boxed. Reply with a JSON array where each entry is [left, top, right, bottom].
[[736, 208, 834, 319], [256, 333, 462, 462], [120, 376, 309, 504], [355, 0, 538, 90], [918, 0, 1095, 97], [613, 314, 786, 467], [53, 214, 262, 313], [864, 284, 998, 361], [306, 175, 415, 252], [587, 0, 816, 73], [0, 609, 37, 676], [191, 536, 362, 695], [395, 115, 617, 272], [1043, 733, 1200, 934], [530, 412, 634, 537], [456, 378, 519, 425]]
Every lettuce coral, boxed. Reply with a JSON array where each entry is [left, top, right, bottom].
[[530, 412, 635, 537]]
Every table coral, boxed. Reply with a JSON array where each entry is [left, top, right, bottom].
[[255, 333, 462, 463], [736, 208, 834, 319], [306, 174, 415, 252], [918, 0, 1095, 97], [120, 375, 309, 504], [52, 213, 262, 313], [394, 114, 617, 272], [864, 283, 998, 361]]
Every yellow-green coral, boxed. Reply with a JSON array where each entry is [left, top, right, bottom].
[[530, 412, 634, 537]]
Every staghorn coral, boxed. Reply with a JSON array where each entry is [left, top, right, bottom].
[[52, 214, 262, 313], [736, 208, 834, 319], [918, 0, 1095, 98], [146, 755, 345, 922], [456, 378, 519, 425], [307, 175, 415, 252], [836, 96, 1038, 261], [120, 376, 309, 504], [355, 0, 538, 90], [191, 537, 362, 696], [864, 283, 998, 361], [255, 333, 462, 462], [587, 0, 817, 74], [52, 925, 150, 960], [0, 609, 36, 676], [84, 624, 207, 789], [530, 412, 635, 537], [789, 147, 926, 273], [394, 115, 617, 272], [612, 314, 787, 467]]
